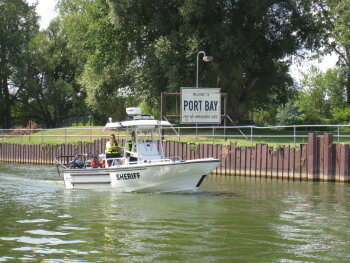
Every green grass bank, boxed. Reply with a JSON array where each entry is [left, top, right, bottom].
[[2, 125, 350, 147]]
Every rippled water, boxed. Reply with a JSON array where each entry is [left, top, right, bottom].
[[1, 163, 350, 262]]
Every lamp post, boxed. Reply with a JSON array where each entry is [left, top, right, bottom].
[[196, 51, 213, 88]]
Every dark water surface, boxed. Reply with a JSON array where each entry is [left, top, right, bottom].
[[1, 163, 350, 262]]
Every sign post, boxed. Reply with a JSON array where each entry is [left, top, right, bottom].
[[181, 88, 221, 124]]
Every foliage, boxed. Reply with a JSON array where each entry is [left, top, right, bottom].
[[5, 0, 350, 128], [275, 101, 302, 125], [296, 67, 329, 123], [138, 101, 160, 119], [9, 121, 41, 136], [253, 109, 277, 126], [14, 20, 88, 128], [106, 0, 320, 121], [0, 0, 38, 128], [311, 0, 350, 103], [332, 107, 350, 123], [293, 66, 348, 124], [57, 0, 134, 122], [71, 122, 85, 127]]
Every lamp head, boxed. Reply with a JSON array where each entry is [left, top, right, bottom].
[[203, 55, 213, 62]]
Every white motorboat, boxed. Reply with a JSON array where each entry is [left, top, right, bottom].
[[56, 108, 221, 193]]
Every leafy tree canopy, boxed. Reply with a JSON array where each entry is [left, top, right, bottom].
[[278, 66, 349, 125], [57, 0, 133, 122], [0, 0, 38, 128], [107, 0, 321, 121], [311, 0, 350, 103]]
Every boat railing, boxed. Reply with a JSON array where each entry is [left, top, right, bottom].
[[55, 153, 184, 171], [104, 157, 124, 167], [104, 156, 183, 166], [124, 150, 138, 158], [136, 156, 183, 164]]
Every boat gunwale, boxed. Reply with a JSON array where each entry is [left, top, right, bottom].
[[60, 158, 221, 173]]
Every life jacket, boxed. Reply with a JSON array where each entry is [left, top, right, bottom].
[[106, 141, 120, 154], [126, 140, 136, 152], [127, 140, 132, 151], [90, 158, 98, 168]]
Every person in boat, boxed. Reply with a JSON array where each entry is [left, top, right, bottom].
[[106, 134, 122, 163], [126, 131, 137, 161]]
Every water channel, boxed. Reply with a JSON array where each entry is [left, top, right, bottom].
[[1, 163, 350, 262]]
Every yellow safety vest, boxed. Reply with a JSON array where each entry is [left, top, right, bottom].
[[126, 140, 136, 152], [106, 141, 120, 154]]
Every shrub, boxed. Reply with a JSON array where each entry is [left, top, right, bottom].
[[332, 107, 350, 124], [10, 121, 41, 136]]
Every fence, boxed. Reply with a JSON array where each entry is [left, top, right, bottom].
[[0, 133, 349, 182], [1, 124, 350, 145]]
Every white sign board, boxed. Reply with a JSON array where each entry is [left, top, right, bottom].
[[181, 88, 221, 124]]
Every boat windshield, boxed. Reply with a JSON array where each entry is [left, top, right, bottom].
[[124, 125, 164, 160]]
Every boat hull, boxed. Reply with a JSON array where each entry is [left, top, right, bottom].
[[61, 158, 220, 192]]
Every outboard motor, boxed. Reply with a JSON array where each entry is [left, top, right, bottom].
[[69, 159, 84, 169]]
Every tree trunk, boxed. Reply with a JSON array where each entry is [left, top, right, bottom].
[[347, 70, 350, 105], [0, 76, 12, 128], [228, 93, 247, 123]]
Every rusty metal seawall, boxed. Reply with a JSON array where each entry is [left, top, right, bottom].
[[0, 133, 349, 182]]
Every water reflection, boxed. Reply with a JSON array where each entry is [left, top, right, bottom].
[[203, 175, 350, 262], [1, 163, 350, 262], [273, 182, 350, 262]]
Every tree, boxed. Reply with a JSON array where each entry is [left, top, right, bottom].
[[275, 101, 302, 125], [312, 0, 350, 103], [294, 66, 348, 124], [108, 0, 321, 121], [56, 0, 133, 123], [15, 20, 87, 128], [0, 0, 38, 128], [298, 67, 330, 123]]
